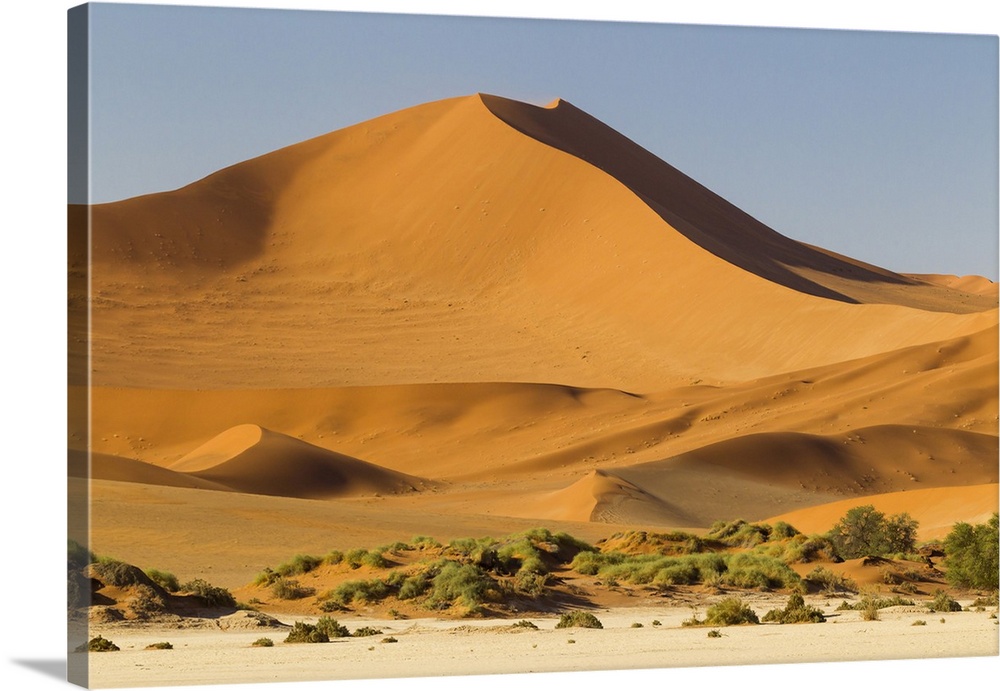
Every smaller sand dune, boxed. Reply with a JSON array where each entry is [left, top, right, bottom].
[[170, 424, 433, 499], [767, 484, 998, 541], [68, 449, 233, 492], [526, 425, 997, 529], [519, 470, 698, 526]]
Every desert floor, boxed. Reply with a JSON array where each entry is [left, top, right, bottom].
[[85, 597, 998, 689]]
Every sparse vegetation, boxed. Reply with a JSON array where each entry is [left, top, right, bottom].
[[912, 620, 926, 626], [707, 629, 723, 638], [145, 642, 173, 650], [381, 636, 398, 643], [944, 514, 999, 590], [513, 620, 538, 629], [251, 638, 274, 647], [270, 577, 315, 600], [353, 626, 384, 637], [804, 566, 857, 594], [762, 593, 826, 624], [555, 612, 603, 629]]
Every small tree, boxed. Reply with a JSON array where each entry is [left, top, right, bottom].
[[944, 513, 999, 590], [828, 505, 918, 559]]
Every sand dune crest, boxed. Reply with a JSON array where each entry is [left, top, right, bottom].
[[172, 424, 434, 499]]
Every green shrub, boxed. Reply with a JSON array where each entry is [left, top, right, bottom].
[[912, 620, 926, 626], [145, 642, 173, 650], [513, 620, 538, 629], [944, 514, 999, 590], [512, 570, 547, 597], [555, 612, 603, 629], [251, 638, 274, 647], [353, 626, 383, 637], [702, 597, 760, 626], [928, 590, 962, 613], [762, 593, 826, 624], [411, 535, 441, 548], [180, 579, 236, 608], [631, 622, 643, 628], [270, 578, 315, 600], [129, 584, 168, 617], [77, 636, 119, 652], [381, 636, 398, 643], [862, 603, 880, 621], [344, 549, 389, 570], [827, 505, 918, 559], [324, 550, 344, 565], [772, 522, 801, 540], [285, 621, 328, 644], [428, 562, 491, 609], [720, 553, 800, 590], [398, 573, 429, 600], [707, 519, 772, 547], [275, 554, 323, 577], [315, 617, 350, 638], [330, 578, 391, 606], [144, 569, 179, 593], [707, 629, 723, 638]]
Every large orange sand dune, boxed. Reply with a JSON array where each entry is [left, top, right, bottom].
[[69, 93, 997, 582]]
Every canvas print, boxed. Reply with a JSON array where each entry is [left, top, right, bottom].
[[67, 2, 999, 689]]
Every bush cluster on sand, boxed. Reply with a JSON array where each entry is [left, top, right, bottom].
[[77, 636, 119, 652], [303, 528, 590, 614], [928, 590, 962, 613], [180, 578, 236, 608], [281, 618, 353, 643], [836, 593, 914, 612], [316, 616, 351, 638], [571, 549, 800, 591], [707, 519, 799, 548], [270, 577, 315, 600], [555, 612, 603, 629], [145, 642, 173, 650], [944, 514, 999, 590], [684, 597, 759, 627], [251, 638, 274, 647], [762, 594, 825, 624], [804, 566, 858, 594]]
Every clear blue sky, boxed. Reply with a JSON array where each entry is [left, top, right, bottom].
[[77, 1, 998, 279]]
